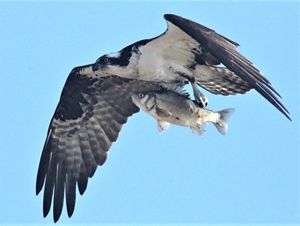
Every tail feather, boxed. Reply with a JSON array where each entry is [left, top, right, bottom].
[[214, 108, 235, 135]]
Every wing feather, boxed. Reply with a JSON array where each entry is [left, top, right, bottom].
[[77, 163, 89, 195], [36, 66, 164, 221], [78, 127, 97, 176], [43, 153, 56, 217], [164, 14, 290, 120], [53, 165, 65, 222], [194, 65, 251, 95], [86, 122, 108, 165], [66, 174, 76, 218]]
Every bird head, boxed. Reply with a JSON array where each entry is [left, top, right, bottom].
[[92, 44, 139, 77]]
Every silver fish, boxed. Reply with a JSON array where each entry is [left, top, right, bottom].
[[131, 89, 234, 135]]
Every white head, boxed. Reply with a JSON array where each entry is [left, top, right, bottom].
[[92, 43, 142, 77]]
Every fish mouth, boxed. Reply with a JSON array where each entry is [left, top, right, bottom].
[[130, 93, 140, 107]]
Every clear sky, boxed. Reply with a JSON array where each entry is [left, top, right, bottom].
[[0, 1, 299, 225]]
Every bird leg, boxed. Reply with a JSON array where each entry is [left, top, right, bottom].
[[189, 77, 208, 108]]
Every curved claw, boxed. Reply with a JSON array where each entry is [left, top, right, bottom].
[[191, 78, 208, 108]]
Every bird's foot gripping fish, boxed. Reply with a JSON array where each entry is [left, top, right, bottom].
[[131, 88, 234, 135]]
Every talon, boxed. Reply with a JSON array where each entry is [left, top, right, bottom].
[[190, 77, 208, 108], [194, 96, 208, 108], [202, 96, 208, 107]]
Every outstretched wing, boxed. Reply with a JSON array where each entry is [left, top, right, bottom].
[[163, 14, 290, 120], [134, 14, 289, 120], [36, 65, 162, 222]]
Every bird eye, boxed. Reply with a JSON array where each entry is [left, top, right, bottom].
[[102, 57, 109, 64], [138, 93, 144, 98]]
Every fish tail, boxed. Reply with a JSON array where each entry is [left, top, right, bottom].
[[214, 108, 235, 135]]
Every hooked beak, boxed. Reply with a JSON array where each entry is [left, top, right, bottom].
[[92, 63, 100, 72], [71, 63, 95, 75]]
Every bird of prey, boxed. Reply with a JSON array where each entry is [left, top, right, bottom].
[[36, 14, 290, 222]]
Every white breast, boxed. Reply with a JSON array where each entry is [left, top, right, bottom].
[[137, 47, 193, 82], [136, 22, 197, 82]]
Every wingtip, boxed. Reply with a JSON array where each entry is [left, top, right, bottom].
[[285, 112, 292, 121], [36, 185, 42, 196], [163, 14, 173, 20], [78, 179, 88, 195], [280, 109, 292, 121], [164, 14, 182, 23], [53, 214, 59, 223], [36, 175, 44, 196], [67, 206, 75, 218], [43, 207, 50, 218], [43, 200, 51, 219]]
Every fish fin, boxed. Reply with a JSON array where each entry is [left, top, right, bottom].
[[214, 108, 235, 135], [180, 90, 190, 98], [157, 121, 170, 133], [191, 125, 206, 136], [161, 83, 190, 98], [155, 107, 172, 118], [173, 88, 190, 98]]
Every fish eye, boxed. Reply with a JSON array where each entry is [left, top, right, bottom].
[[138, 93, 144, 98]]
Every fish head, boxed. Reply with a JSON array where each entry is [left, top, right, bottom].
[[131, 91, 155, 112]]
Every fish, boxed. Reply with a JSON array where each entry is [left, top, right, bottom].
[[131, 89, 234, 135]]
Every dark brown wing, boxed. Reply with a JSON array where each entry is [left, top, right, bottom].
[[36, 65, 162, 222], [164, 14, 290, 120]]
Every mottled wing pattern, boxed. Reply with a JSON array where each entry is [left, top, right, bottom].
[[36, 69, 163, 222], [131, 18, 252, 96], [164, 14, 290, 120], [194, 65, 251, 95]]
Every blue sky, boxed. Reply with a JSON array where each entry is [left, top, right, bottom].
[[0, 1, 299, 225]]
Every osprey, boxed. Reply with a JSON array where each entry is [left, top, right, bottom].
[[36, 14, 290, 222]]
